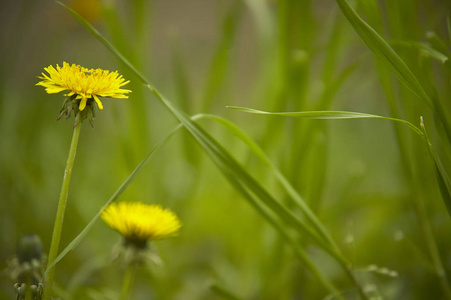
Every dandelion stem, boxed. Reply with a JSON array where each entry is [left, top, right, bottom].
[[120, 265, 136, 300], [24, 287, 32, 300], [43, 121, 82, 300]]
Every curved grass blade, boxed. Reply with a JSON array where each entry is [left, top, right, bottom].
[[334, 0, 432, 107], [420, 118, 451, 297], [43, 123, 185, 279], [391, 41, 449, 64], [420, 117, 451, 217], [227, 106, 424, 137]]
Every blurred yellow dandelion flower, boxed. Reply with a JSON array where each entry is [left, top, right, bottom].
[[102, 202, 181, 245], [36, 62, 131, 111]]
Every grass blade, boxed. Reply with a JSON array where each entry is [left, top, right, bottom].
[[447, 12, 451, 42], [420, 118, 451, 217], [227, 106, 424, 136], [336, 0, 451, 143], [391, 41, 449, 64], [335, 0, 432, 107]]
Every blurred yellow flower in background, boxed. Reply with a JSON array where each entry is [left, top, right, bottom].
[[102, 202, 182, 246], [36, 62, 131, 111], [70, 0, 102, 23]]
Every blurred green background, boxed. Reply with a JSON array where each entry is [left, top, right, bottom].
[[1, 0, 451, 299]]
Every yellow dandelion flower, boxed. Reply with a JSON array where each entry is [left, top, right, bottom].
[[36, 62, 131, 111], [102, 202, 182, 246]]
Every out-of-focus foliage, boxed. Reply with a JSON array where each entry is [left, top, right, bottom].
[[1, 0, 450, 299]]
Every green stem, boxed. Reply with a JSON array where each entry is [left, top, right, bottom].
[[24, 286, 32, 300], [120, 265, 136, 300], [43, 121, 82, 300]]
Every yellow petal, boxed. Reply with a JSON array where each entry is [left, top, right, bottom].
[[79, 98, 88, 111], [93, 95, 103, 110]]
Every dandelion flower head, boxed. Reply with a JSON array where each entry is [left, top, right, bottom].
[[36, 62, 131, 111], [102, 202, 181, 245]]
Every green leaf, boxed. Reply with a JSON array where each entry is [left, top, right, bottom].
[[227, 106, 424, 136], [420, 118, 451, 217], [335, 0, 432, 107]]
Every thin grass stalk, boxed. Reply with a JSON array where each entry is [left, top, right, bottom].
[[24, 288, 32, 300], [120, 265, 136, 300], [43, 121, 82, 300], [419, 120, 451, 298]]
